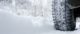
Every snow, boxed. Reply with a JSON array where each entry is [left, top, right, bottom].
[[0, 0, 52, 17], [0, 11, 53, 34], [0, 0, 80, 34], [76, 17, 80, 29], [0, 10, 80, 34]]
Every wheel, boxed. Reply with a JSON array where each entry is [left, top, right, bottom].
[[52, 0, 76, 31]]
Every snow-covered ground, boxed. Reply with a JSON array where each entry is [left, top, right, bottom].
[[0, 10, 80, 34], [0, 11, 53, 34]]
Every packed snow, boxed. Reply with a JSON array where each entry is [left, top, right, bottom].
[[0, 9, 80, 34], [0, 11, 53, 34]]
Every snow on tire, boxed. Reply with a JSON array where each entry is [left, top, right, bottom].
[[52, 0, 76, 31]]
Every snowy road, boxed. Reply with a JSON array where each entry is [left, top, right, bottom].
[[0, 11, 80, 34]]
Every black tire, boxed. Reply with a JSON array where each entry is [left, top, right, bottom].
[[52, 0, 76, 31]]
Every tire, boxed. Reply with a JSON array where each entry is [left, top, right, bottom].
[[52, 0, 76, 31]]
